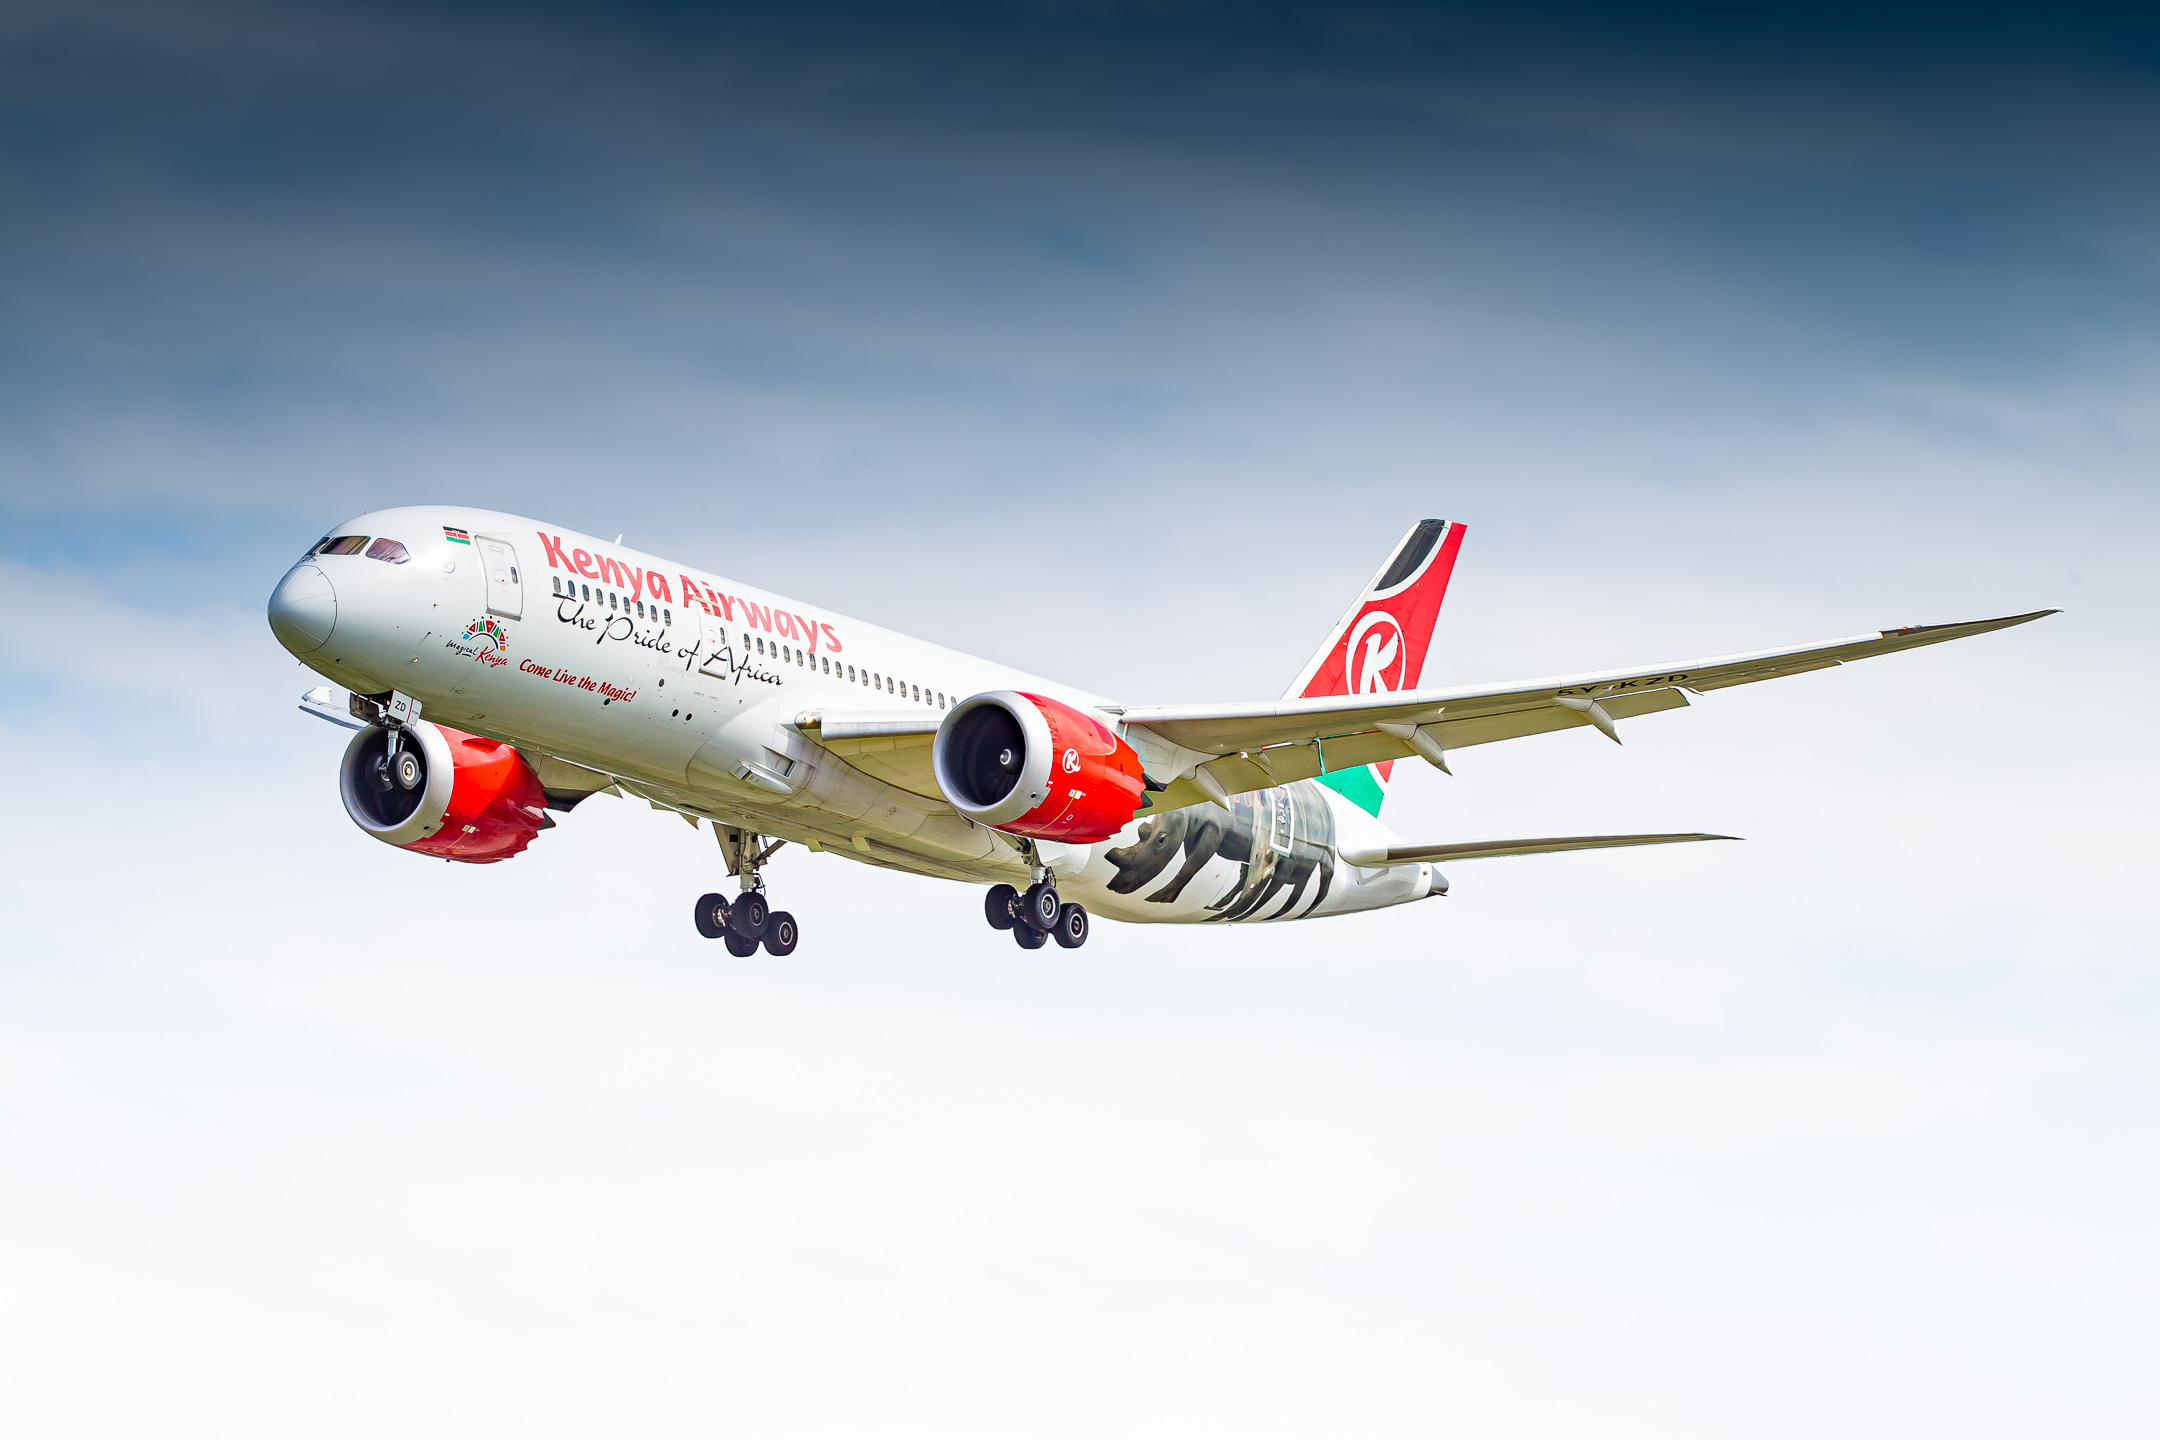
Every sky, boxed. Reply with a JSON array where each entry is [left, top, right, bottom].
[[2, 2, 2157, 1436]]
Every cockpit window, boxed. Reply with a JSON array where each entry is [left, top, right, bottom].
[[365, 538, 410, 564], [314, 535, 370, 556]]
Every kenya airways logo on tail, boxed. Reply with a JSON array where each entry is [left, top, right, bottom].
[[1290, 520, 1465, 703], [1345, 611, 1406, 693], [1288, 519, 1464, 815]]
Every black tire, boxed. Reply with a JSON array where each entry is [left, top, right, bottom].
[[730, 890, 770, 939], [1023, 880, 1060, 932], [1053, 902, 1089, 949], [763, 911, 799, 956], [984, 884, 1019, 930], [723, 931, 760, 957], [694, 891, 729, 939], [389, 746, 424, 791], [1012, 922, 1047, 950]]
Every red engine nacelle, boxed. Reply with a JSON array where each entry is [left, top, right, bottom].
[[932, 690, 1147, 843], [338, 720, 550, 863]]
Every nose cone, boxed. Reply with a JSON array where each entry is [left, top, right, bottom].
[[268, 562, 337, 654]]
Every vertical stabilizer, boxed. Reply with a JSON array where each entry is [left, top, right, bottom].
[[1286, 519, 1465, 816]]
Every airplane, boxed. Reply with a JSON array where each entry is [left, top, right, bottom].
[[266, 507, 2053, 955]]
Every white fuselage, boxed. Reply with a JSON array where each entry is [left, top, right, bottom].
[[274, 505, 1441, 924]]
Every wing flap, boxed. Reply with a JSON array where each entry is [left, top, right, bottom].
[[1145, 687, 1695, 814], [1340, 832, 1737, 866]]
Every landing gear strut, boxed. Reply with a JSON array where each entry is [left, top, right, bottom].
[[693, 830, 799, 956]]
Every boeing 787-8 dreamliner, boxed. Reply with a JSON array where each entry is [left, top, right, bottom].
[[267, 509, 2051, 955]]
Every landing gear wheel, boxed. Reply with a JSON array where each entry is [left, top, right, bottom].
[[730, 890, 770, 939], [1012, 922, 1047, 950], [1053, 902, 1089, 949], [1023, 881, 1060, 932], [388, 746, 424, 791], [723, 931, 760, 957], [985, 884, 1019, 930], [763, 911, 799, 956], [694, 892, 730, 939]]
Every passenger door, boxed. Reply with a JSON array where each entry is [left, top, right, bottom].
[[476, 536, 523, 619]]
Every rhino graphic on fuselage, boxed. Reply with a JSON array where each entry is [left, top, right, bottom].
[[1102, 781, 1336, 922]]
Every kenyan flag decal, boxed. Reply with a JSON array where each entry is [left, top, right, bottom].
[[443, 526, 472, 545]]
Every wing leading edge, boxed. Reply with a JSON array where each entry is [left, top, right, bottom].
[[1125, 609, 2056, 812]]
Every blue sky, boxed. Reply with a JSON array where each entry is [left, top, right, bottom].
[[2, 4, 2156, 1436]]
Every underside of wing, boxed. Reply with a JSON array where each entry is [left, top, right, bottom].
[[1124, 609, 2055, 812], [1340, 832, 1737, 866], [793, 710, 944, 799]]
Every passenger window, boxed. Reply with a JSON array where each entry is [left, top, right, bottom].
[[315, 535, 370, 556], [664, 608, 672, 625], [582, 584, 591, 601], [365, 538, 410, 564]]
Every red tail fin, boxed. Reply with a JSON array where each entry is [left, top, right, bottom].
[[1286, 519, 1466, 815], [1286, 519, 1465, 701]]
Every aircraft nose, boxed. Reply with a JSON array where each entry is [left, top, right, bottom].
[[267, 561, 338, 654]]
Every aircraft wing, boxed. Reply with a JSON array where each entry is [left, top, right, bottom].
[[1339, 832, 1736, 866], [1122, 609, 2055, 810]]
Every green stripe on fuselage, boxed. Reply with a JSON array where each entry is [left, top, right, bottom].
[[1316, 764, 1385, 817]]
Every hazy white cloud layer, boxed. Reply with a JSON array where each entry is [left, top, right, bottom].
[[2, 4, 2157, 1436]]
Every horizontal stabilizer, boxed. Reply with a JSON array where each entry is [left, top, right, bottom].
[[1339, 832, 1737, 866]]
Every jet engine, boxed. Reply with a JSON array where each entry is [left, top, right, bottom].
[[338, 720, 550, 863], [933, 690, 1147, 843]]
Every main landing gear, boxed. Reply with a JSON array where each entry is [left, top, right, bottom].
[[694, 830, 797, 956], [985, 879, 1089, 950], [694, 887, 798, 956]]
